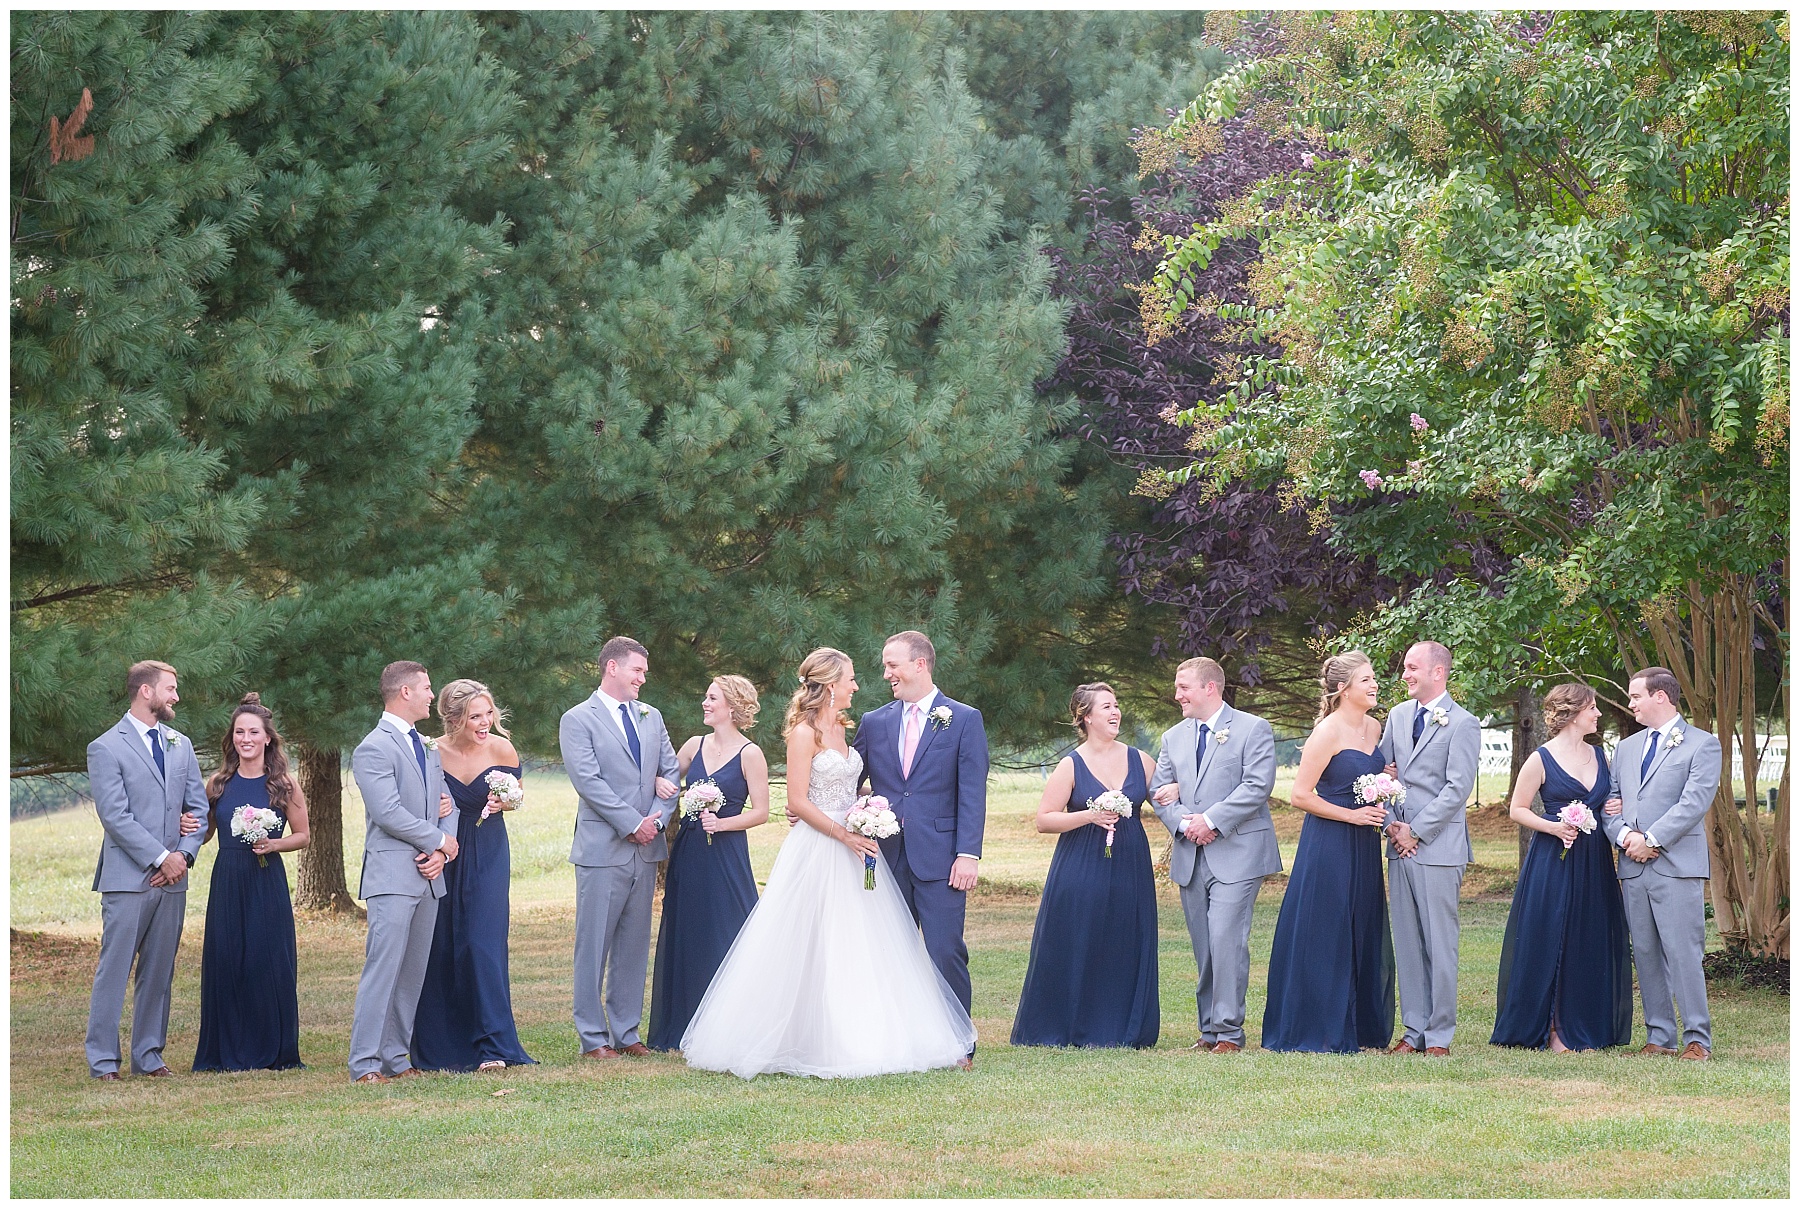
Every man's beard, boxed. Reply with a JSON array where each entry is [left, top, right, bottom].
[[152, 701, 176, 723]]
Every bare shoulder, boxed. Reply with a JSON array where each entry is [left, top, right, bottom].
[[1363, 716, 1384, 746], [739, 742, 768, 770], [678, 734, 702, 759], [489, 736, 521, 765]]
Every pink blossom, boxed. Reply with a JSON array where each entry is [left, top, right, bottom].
[[1409, 412, 1429, 432], [1358, 469, 1384, 490]]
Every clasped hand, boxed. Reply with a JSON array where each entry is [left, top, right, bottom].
[[1385, 819, 1418, 856], [1181, 815, 1218, 845], [148, 852, 188, 887], [1622, 831, 1657, 863]]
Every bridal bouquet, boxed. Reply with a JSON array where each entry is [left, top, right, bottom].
[[845, 794, 899, 889], [1556, 802, 1597, 859], [679, 780, 727, 845], [230, 804, 282, 867], [1086, 789, 1135, 858], [1352, 772, 1406, 826], [480, 769, 524, 826]]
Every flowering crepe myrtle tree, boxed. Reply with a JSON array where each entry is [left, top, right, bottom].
[[1147, 11, 1788, 955]]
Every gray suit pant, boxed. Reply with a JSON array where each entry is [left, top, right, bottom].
[[86, 889, 186, 1075], [348, 892, 439, 1077], [1621, 873, 1711, 1050], [573, 861, 656, 1051], [1176, 864, 1264, 1046], [1388, 859, 1463, 1049]]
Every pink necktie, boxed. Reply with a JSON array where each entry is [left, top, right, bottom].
[[901, 704, 922, 776]]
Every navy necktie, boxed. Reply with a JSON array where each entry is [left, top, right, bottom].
[[409, 728, 429, 785], [1195, 723, 1210, 772], [149, 727, 166, 779], [1639, 730, 1660, 781], [1412, 703, 1427, 745], [619, 703, 643, 767]]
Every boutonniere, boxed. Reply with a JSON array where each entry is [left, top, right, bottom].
[[1431, 707, 1450, 728], [928, 705, 953, 730], [1214, 726, 1231, 745], [164, 731, 182, 749], [636, 703, 652, 723], [421, 735, 439, 751], [1666, 727, 1684, 749]]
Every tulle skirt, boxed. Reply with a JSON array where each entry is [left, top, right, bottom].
[[680, 813, 977, 1079]]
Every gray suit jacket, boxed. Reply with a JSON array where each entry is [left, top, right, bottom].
[[352, 720, 452, 899], [1149, 705, 1282, 886], [1600, 719, 1720, 880], [1379, 696, 1479, 866], [88, 715, 208, 893], [560, 691, 680, 867]]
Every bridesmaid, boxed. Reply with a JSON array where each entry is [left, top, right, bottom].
[[648, 675, 770, 1051], [1491, 683, 1633, 1050], [1011, 683, 1159, 1049], [193, 693, 308, 1071], [1262, 651, 1397, 1053], [412, 680, 535, 1073]]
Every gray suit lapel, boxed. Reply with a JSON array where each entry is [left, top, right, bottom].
[[384, 723, 427, 796], [1194, 707, 1231, 788], [1176, 718, 1199, 789], [1641, 721, 1682, 787], [591, 695, 638, 763], [1412, 699, 1450, 759], [116, 720, 165, 784], [1395, 701, 1418, 772]]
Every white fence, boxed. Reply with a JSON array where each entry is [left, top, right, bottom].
[[1477, 729, 1786, 793]]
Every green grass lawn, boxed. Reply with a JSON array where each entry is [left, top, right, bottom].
[[11, 771, 1787, 1196]]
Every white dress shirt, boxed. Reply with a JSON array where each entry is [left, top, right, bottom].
[[593, 688, 660, 828], [124, 712, 175, 868], [899, 688, 976, 862], [1629, 714, 1685, 850], [1189, 702, 1228, 833], [381, 711, 447, 851]]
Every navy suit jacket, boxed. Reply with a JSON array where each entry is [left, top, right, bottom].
[[852, 694, 988, 881]]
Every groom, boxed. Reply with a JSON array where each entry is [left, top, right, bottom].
[[853, 630, 987, 1056], [560, 636, 679, 1059], [1379, 640, 1479, 1056], [1148, 657, 1280, 1054], [1601, 666, 1721, 1059]]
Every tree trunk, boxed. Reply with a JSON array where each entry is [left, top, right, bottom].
[[1641, 573, 1788, 958], [295, 744, 361, 914], [1511, 685, 1545, 868]]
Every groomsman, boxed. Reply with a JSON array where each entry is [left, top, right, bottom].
[[1379, 641, 1479, 1056], [85, 660, 209, 1079], [853, 630, 987, 1052], [560, 636, 679, 1059], [1602, 667, 1721, 1059], [1149, 657, 1280, 1054], [347, 661, 458, 1083]]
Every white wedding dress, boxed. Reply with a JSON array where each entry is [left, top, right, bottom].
[[680, 746, 977, 1078]]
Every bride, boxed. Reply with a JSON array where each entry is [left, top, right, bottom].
[[680, 647, 976, 1078]]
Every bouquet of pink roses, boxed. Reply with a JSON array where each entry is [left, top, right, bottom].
[[1352, 772, 1406, 825], [844, 794, 899, 889], [230, 804, 282, 867], [1556, 802, 1596, 859], [678, 780, 727, 844]]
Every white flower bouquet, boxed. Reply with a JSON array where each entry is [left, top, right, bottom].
[[845, 794, 899, 889], [230, 804, 282, 867], [480, 769, 523, 826], [1086, 789, 1135, 858], [679, 780, 727, 845]]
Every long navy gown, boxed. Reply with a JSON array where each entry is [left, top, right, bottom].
[[412, 764, 535, 1071], [1011, 748, 1160, 1049], [193, 772, 303, 1071], [1262, 746, 1396, 1052], [1491, 745, 1633, 1050], [648, 741, 760, 1051]]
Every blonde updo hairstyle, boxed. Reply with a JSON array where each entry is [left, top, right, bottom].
[[713, 674, 760, 730], [436, 678, 511, 741], [784, 648, 853, 738], [1069, 682, 1116, 737], [1542, 682, 1597, 738], [1317, 650, 1374, 721]]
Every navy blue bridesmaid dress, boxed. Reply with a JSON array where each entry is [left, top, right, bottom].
[[411, 763, 535, 1071], [193, 772, 303, 1071], [648, 741, 760, 1051], [1262, 745, 1396, 1052], [1010, 748, 1160, 1049], [1491, 745, 1633, 1050]]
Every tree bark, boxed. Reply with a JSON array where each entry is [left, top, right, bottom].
[[295, 744, 361, 914], [1511, 685, 1545, 868]]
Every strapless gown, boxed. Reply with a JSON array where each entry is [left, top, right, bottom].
[[680, 747, 977, 1078]]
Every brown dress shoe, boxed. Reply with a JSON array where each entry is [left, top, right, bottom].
[[389, 1067, 425, 1079], [582, 1046, 621, 1061], [1188, 1040, 1216, 1052], [353, 1072, 391, 1084], [956, 1056, 974, 1071], [1389, 1040, 1419, 1055], [94, 1072, 123, 1082], [1425, 1046, 1449, 1057], [140, 1066, 173, 1077], [1678, 1042, 1711, 1061], [1211, 1040, 1242, 1054], [619, 1042, 652, 1057], [1638, 1043, 1679, 1057]]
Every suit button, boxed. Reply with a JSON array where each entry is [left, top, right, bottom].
[[903, 791, 910, 797]]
